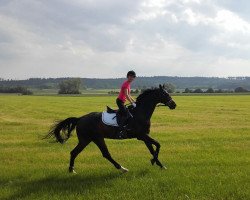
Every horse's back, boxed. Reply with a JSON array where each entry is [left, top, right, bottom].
[[76, 112, 102, 133]]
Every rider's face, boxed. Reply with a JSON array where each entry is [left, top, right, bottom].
[[127, 76, 135, 82]]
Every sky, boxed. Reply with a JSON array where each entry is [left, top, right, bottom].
[[0, 0, 250, 79]]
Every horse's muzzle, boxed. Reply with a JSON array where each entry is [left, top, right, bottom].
[[167, 100, 176, 110]]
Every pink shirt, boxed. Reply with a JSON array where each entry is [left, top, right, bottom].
[[118, 80, 131, 103]]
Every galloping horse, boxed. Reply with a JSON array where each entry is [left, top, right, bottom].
[[46, 84, 176, 173]]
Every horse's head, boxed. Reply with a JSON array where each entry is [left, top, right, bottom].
[[158, 84, 176, 110]]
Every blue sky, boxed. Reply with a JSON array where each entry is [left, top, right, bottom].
[[0, 0, 250, 79]]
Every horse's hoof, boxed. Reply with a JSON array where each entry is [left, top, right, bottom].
[[119, 166, 129, 173], [69, 167, 77, 174], [161, 166, 167, 170]]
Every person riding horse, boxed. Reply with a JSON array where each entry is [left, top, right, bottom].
[[46, 84, 177, 173], [116, 70, 136, 138]]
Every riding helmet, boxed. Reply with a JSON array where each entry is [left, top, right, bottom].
[[127, 70, 136, 78]]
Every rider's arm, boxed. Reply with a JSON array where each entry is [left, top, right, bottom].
[[125, 89, 135, 104]]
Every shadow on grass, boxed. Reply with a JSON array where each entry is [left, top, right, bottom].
[[3, 170, 149, 200]]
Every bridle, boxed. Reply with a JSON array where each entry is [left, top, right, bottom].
[[157, 98, 174, 107]]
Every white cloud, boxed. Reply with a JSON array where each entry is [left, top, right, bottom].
[[0, 0, 250, 79], [214, 9, 250, 33]]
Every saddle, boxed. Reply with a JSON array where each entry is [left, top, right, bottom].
[[106, 106, 117, 114], [102, 106, 133, 127]]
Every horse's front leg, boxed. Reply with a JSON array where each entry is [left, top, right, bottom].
[[139, 135, 166, 169]]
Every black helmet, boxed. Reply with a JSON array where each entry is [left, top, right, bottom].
[[127, 70, 136, 78]]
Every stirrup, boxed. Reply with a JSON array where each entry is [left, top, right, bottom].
[[118, 129, 127, 139]]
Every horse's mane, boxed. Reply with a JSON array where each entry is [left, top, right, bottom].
[[136, 88, 159, 104]]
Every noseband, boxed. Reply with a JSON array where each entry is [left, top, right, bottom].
[[157, 99, 173, 107]]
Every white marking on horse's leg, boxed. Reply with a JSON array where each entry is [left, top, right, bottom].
[[69, 168, 77, 174], [162, 166, 167, 170], [119, 166, 129, 173]]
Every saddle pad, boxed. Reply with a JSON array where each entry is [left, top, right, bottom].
[[102, 111, 119, 127]]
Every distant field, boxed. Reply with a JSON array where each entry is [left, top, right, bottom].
[[31, 88, 113, 95], [6, 87, 250, 97], [0, 95, 249, 200]]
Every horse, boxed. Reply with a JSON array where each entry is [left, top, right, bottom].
[[45, 84, 176, 173]]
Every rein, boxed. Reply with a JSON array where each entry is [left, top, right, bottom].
[[156, 104, 166, 107], [157, 99, 173, 107]]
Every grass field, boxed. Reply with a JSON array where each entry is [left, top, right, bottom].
[[0, 95, 249, 200]]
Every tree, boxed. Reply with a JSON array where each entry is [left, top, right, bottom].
[[184, 88, 191, 93], [193, 88, 203, 93], [163, 82, 176, 93], [20, 87, 33, 95], [58, 78, 81, 94], [235, 87, 248, 93], [206, 88, 214, 93], [215, 89, 223, 93]]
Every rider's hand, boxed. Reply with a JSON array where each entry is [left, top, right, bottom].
[[132, 102, 136, 108]]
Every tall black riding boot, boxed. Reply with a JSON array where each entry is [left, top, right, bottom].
[[117, 117, 128, 139]]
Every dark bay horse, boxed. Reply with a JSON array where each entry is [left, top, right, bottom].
[[46, 84, 176, 173]]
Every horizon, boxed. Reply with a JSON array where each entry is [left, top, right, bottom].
[[1, 75, 250, 81]]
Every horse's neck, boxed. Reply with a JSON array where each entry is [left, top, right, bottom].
[[136, 99, 158, 121]]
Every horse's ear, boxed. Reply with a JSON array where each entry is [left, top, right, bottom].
[[162, 84, 165, 89], [159, 84, 162, 89]]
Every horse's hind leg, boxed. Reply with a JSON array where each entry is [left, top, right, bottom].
[[94, 138, 129, 173], [69, 138, 91, 173]]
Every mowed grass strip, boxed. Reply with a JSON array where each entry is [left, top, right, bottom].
[[0, 95, 249, 200]]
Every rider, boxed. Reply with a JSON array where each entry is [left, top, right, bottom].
[[116, 70, 136, 138]]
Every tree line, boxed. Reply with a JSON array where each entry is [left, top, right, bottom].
[[1, 76, 250, 90], [184, 87, 249, 93], [0, 78, 249, 95], [0, 86, 33, 95]]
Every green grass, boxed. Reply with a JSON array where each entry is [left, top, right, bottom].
[[0, 95, 249, 200], [32, 88, 114, 95]]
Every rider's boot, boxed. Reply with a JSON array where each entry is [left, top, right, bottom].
[[117, 117, 128, 139]]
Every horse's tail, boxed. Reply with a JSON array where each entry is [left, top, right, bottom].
[[45, 117, 80, 144]]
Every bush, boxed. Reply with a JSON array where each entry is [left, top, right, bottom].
[[215, 89, 223, 93], [206, 88, 214, 93], [21, 88, 33, 95], [131, 89, 140, 94], [0, 86, 33, 95], [235, 87, 248, 93], [184, 88, 191, 93], [193, 88, 203, 93], [108, 91, 119, 94]]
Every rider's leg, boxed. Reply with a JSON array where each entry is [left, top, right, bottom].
[[116, 98, 128, 138], [116, 98, 126, 114]]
